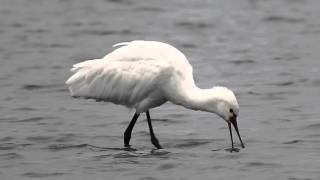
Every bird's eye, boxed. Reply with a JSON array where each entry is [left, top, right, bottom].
[[229, 109, 234, 113]]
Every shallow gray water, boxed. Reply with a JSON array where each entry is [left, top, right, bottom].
[[1, 0, 320, 179]]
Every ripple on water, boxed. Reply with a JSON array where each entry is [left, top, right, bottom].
[[260, 91, 290, 101], [282, 139, 302, 144], [165, 113, 188, 119], [24, 28, 49, 34], [25, 136, 55, 143], [279, 118, 293, 123], [0, 117, 17, 122], [288, 177, 313, 180], [137, 177, 160, 180], [247, 91, 261, 96], [269, 81, 295, 87], [55, 133, 80, 143], [244, 161, 283, 168], [21, 84, 64, 92], [0, 143, 32, 150], [92, 154, 113, 160], [46, 143, 88, 152], [113, 149, 170, 158], [105, 0, 133, 5], [141, 118, 184, 124], [22, 172, 67, 178], [134, 6, 164, 12], [173, 139, 211, 148], [175, 21, 212, 29], [273, 55, 300, 61], [157, 163, 180, 170], [113, 151, 144, 158], [21, 84, 47, 90], [20, 83, 67, 94], [302, 123, 320, 131], [179, 42, 197, 49], [69, 29, 134, 37], [8, 22, 27, 28], [13, 107, 37, 111], [311, 79, 320, 87], [229, 59, 255, 65], [263, 16, 306, 23], [46, 143, 124, 152], [13, 116, 55, 123], [0, 153, 23, 160], [0, 136, 15, 142]]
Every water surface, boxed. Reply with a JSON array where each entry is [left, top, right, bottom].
[[0, 0, 320, 179]]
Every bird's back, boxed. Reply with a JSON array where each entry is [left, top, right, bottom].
[[66, 40, 195, 112]]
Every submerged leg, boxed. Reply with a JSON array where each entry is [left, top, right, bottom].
[[146, 111, 163, 149], [124, 113, 140, 147]]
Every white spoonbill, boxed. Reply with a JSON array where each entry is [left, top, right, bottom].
[[66, 40, 245, 150]]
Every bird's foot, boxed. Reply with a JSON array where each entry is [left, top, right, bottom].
[[123, 144, 137, 151], [151, 138, 163, 149], [151, 148, 169, 155], [225, 147, 240, 153], [154, 144, 163, 149]]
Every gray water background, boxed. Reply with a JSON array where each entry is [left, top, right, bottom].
[[1, 0, 320, 179]]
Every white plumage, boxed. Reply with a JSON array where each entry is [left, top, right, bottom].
[[66, 40, 244, 150], [66, 40, 194, 113]]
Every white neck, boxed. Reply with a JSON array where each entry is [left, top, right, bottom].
[[170, 84, 220, 113]]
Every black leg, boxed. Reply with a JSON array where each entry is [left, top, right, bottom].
[[124, 113, 140, 147], [146, 111, 162, 149]]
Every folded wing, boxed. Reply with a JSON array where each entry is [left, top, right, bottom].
[[65, 57, 172, 108]]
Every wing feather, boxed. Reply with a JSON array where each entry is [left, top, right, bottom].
[[65, 57, 172, 108]]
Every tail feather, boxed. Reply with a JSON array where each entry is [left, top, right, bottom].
[[66, 59, 103, 97], [70, 59, 100, 72], [112, 42, 130, 47]]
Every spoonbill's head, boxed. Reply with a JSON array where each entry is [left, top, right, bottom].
[[207, 87, 245, 149]]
